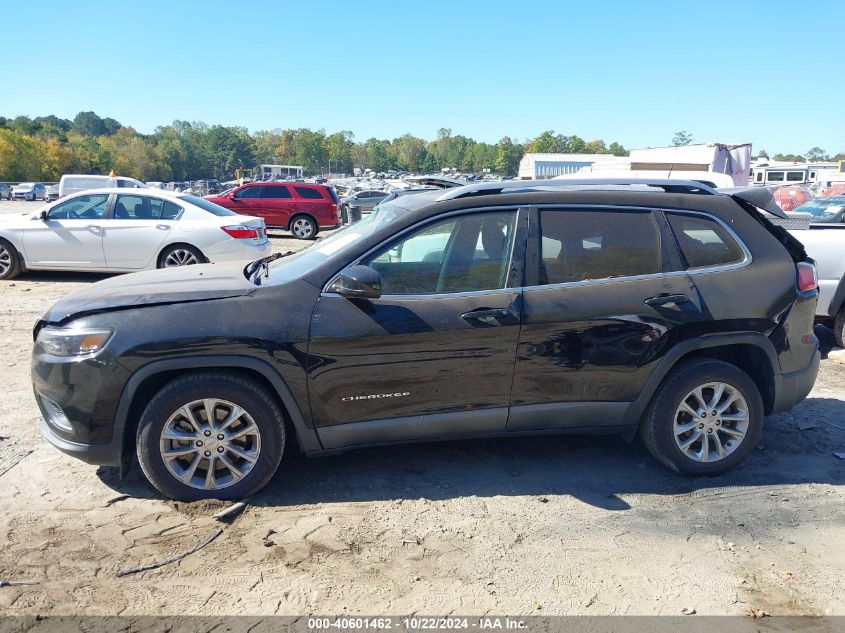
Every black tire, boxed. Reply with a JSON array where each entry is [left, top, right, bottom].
[[136, 372, 286, 501], [157, 244, 205, 268], [340, 204, 349, 224], [641, 358, 764, 475], [0, 238, 22, 280], [288, 214, 318, 240], [834, 309, 845, 349]]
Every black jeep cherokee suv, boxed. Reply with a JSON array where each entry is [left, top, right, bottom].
[[32, 180, 820, 500]]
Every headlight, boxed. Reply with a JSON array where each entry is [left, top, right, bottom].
[[36, 327, 113, 357]]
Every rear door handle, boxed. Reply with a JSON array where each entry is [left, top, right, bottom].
[[461, 308, 512, 321], [644, 294, 689, 307]]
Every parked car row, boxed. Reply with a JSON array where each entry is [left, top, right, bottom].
[[0, 188, 270, 280], [30, 179, 820, 500]]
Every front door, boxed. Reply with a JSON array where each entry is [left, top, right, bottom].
[[22, 193, 109, 268], [509, 206, 703, 431], [308, 208, 527, 449]]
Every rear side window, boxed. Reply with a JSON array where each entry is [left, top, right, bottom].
[[294, 186, 323, 200], [666, 212, 745, 269], [537, 209, 661, 284], [113, 195, 182, 220], [263, 185, 292, 199]]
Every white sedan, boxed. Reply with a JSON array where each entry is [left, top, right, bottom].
[[0, 188, 271, 280]]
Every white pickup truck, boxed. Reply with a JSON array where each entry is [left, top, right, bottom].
[[789, 224, 845, 347]]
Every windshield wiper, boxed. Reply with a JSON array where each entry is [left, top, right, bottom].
[[246, 251, 294, 283]]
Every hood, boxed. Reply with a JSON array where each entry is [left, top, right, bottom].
[[42, 262, 257, 323]]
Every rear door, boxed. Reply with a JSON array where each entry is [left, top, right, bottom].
[[260, 184, 296, 227], [308, 207, 528, 448], [22, 193, 109, 268], [509, 206, 703, 431], [101, 194, 181, 269]]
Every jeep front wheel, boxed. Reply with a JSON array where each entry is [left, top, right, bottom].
[[136, 373, 285, 500]]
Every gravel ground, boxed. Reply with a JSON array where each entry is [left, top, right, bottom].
[[0, 199, 843, 617]]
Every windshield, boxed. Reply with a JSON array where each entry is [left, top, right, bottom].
[[178, 195, 237, 216], [17, 183, 34, 189], [793, 198, 845, 222], [263, 202, 405, 284]]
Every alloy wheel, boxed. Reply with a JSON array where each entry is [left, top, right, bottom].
[[159, 398, 262, 491], [0, 245, 11, 277], [164, 249, 199, 267], [673, 382, 749, 462], [291, 217, 314, 238]]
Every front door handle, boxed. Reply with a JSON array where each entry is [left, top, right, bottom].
[[461, 308, 512, 321], [644, 294, 689, 307]]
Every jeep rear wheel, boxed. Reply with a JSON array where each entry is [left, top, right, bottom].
[[136, 373, 285, 500], [641, 359, 763, 475]]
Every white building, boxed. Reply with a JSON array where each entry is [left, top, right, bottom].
[[518, 153, 617, 180]]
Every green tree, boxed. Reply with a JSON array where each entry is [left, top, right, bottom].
[[672, 130, 694, 146], [608, 142, 628, 156], [805, 147, 829, 162], [494, 136, 522, 176]]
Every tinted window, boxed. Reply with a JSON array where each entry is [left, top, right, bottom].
[[112, 195, 183, 220], [666, 212, 745, 269], [47, 194, 109, 220], [786, 171, 805, 182], [263, 185, 293, 199], [364, 211, 517, 295], [538, 209, 661, 284], [767, 172, 785, 182], [294, 186, 322, 200], [236, 186, 262, 199]]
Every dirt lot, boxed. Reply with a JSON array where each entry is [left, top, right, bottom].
[[0, 199, 844, 617]]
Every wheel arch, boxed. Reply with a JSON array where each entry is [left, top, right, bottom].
[[115, 355, 321, 471], [827, 276, 845, 318], [156, 242, 207, 268], [624, 333, 781, 426]]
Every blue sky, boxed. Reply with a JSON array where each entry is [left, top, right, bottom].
[[3, 0, 843, 154]]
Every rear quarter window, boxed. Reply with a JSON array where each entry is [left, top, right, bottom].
[[294, 186, 324, 200], [666, 212, 746, 269]]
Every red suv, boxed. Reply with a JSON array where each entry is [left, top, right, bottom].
[[206, 182, 341, 239]]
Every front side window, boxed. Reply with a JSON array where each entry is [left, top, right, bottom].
[[363, 211, 517, 295], [666, 212, 745, 269], [47, 194, 110, 220], [236, 186, 262, 199], [537, 209, 661, 285]]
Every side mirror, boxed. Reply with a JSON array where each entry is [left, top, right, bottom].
[[39, 210, 48, 221], [327, 264, 382, 299]]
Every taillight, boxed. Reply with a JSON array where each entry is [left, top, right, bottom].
[[221, 225, 259, 239], [796, 261, 817, 292]]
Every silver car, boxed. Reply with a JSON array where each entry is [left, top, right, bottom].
[[341, 189, 390, 222], [12, 182, 46, 201]]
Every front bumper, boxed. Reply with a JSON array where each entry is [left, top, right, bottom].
[[39, 418, 123, 466], [771, 350, 820, 415]]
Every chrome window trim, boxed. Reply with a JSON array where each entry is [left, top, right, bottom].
[[521, 205, 752, 292], [321, 205, 524, 298]]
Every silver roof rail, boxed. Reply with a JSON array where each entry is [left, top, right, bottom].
[[435, 178, 720, 201]]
